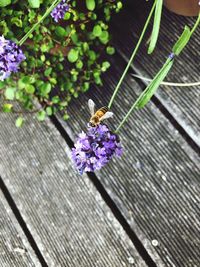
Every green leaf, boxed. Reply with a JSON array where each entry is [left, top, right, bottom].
[[136, 59, 173, 108], [28, 0, 40, 8], [0, 81, 5, 89], [102, 61, 110, 72], [51, 96, 60, 104], [86, 0, 95, 11], [68, 49, 79, 63], [37, 110, 46, 121], [2, 103, 12, 113], [15, 117, 24, 128], [46, 106, 53, 116], [64, 12, 71, 20], [172, 26, 191, 56], [22, 76, 31, 84], [40, 83, 51, 95], [88, 50, 96, 61], [76, 60, 83, 69], [93, 25, 102, 37], [18, 76, 35, 89], [25, 84, 35, 94], [63, 113, 69, 120], [148, 0, 163, 54], [5, 87, 15, 100], [55, 26, 67, 38], [99, 31, 109, 44], [41, 44, 49, 52], [106, 46, 115, 55], [0, 0, 11, 7], [44, 67, 52, 77], [82, 82, 89, 92], [11, 17, 23, 28], [0, 20, 9, 35]]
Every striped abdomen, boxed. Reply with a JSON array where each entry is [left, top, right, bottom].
[[95, 106, 108, 118]]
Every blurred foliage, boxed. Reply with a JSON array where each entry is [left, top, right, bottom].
[[0, 0, 122, 124]]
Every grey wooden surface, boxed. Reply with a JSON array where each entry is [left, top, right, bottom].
[[57, 53, 200, 267], [111, 0, 200, 147], [0, 190, 40, 267], [0, 113, 147, 267]]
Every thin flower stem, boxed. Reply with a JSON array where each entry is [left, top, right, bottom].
[[108, 0, 157, 109], [190, 12, 200, 35], [131, 74, 200, 87], [18, 0, 61, 46]]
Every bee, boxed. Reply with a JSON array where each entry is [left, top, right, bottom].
[[88, 99, 114, 127]]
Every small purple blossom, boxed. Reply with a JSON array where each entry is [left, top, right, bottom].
[[168, 52, 175, 60], [0, 36, 26, 81], [51, 0, 70, 23], [72, 124, 123, 174]]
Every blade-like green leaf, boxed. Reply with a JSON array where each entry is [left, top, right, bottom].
[[172, 26, 191, 56], [148, 0, 163, 54], [136, 59, 173, 108]]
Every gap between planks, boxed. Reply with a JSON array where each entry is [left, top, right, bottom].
[[0, 177, 48, 267]]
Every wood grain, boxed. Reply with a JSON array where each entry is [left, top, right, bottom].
[[57, 54, 200, 267], [0, 190, 40, 267], [0, 113, 147, 267]]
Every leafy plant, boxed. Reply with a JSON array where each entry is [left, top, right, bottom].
[[0, 0, 122, 124]]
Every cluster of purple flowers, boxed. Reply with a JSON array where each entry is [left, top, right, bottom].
[[51, 0, 70, 22], [72, 124, 123, 174], [0, 36, 26, 81]]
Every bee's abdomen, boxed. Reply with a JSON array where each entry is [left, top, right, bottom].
[[99, 106, 108, 113]]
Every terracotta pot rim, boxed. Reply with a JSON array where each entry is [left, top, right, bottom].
[[164, 0, 200, 17]]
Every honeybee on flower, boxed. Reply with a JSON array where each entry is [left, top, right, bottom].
[[71, 99, 122, 174]]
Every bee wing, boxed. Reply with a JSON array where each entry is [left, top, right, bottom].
[[88, 99, 95, 116], [99, 111, 114, 121]]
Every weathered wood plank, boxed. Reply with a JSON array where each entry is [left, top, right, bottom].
[[0, 190, 41, 267], [111, 0, 200, 147], [57, 54, 200, 267], [0, 113, 147, 267]]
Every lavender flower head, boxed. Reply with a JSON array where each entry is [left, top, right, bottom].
[[0, 36, 26, 81], [72, 124, 123, 174], [51, 0, 70, 22]]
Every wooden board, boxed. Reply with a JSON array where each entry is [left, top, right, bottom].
[[0, 190, 40, 267], [0, 113, 147, 267], [57, 54, 200, 267], [110, 0, 200, 147]]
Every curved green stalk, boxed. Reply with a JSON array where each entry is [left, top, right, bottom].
[[108, 0, 157, 109], [190, 12, 200, 35], [131, 74, 200, 87]]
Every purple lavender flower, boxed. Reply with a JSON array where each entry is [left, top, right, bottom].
[[51, 0, 70, 23], [0, 36, 26, 81], [72, 124, 123, 174]]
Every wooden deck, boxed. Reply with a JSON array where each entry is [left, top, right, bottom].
[[0, 1, 200, 266]]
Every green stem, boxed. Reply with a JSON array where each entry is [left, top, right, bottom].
[[108, 0, 157, 109], [18, 0, 61, 46], [131, 74, 200, 87], [190, 11, 200, 35]]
